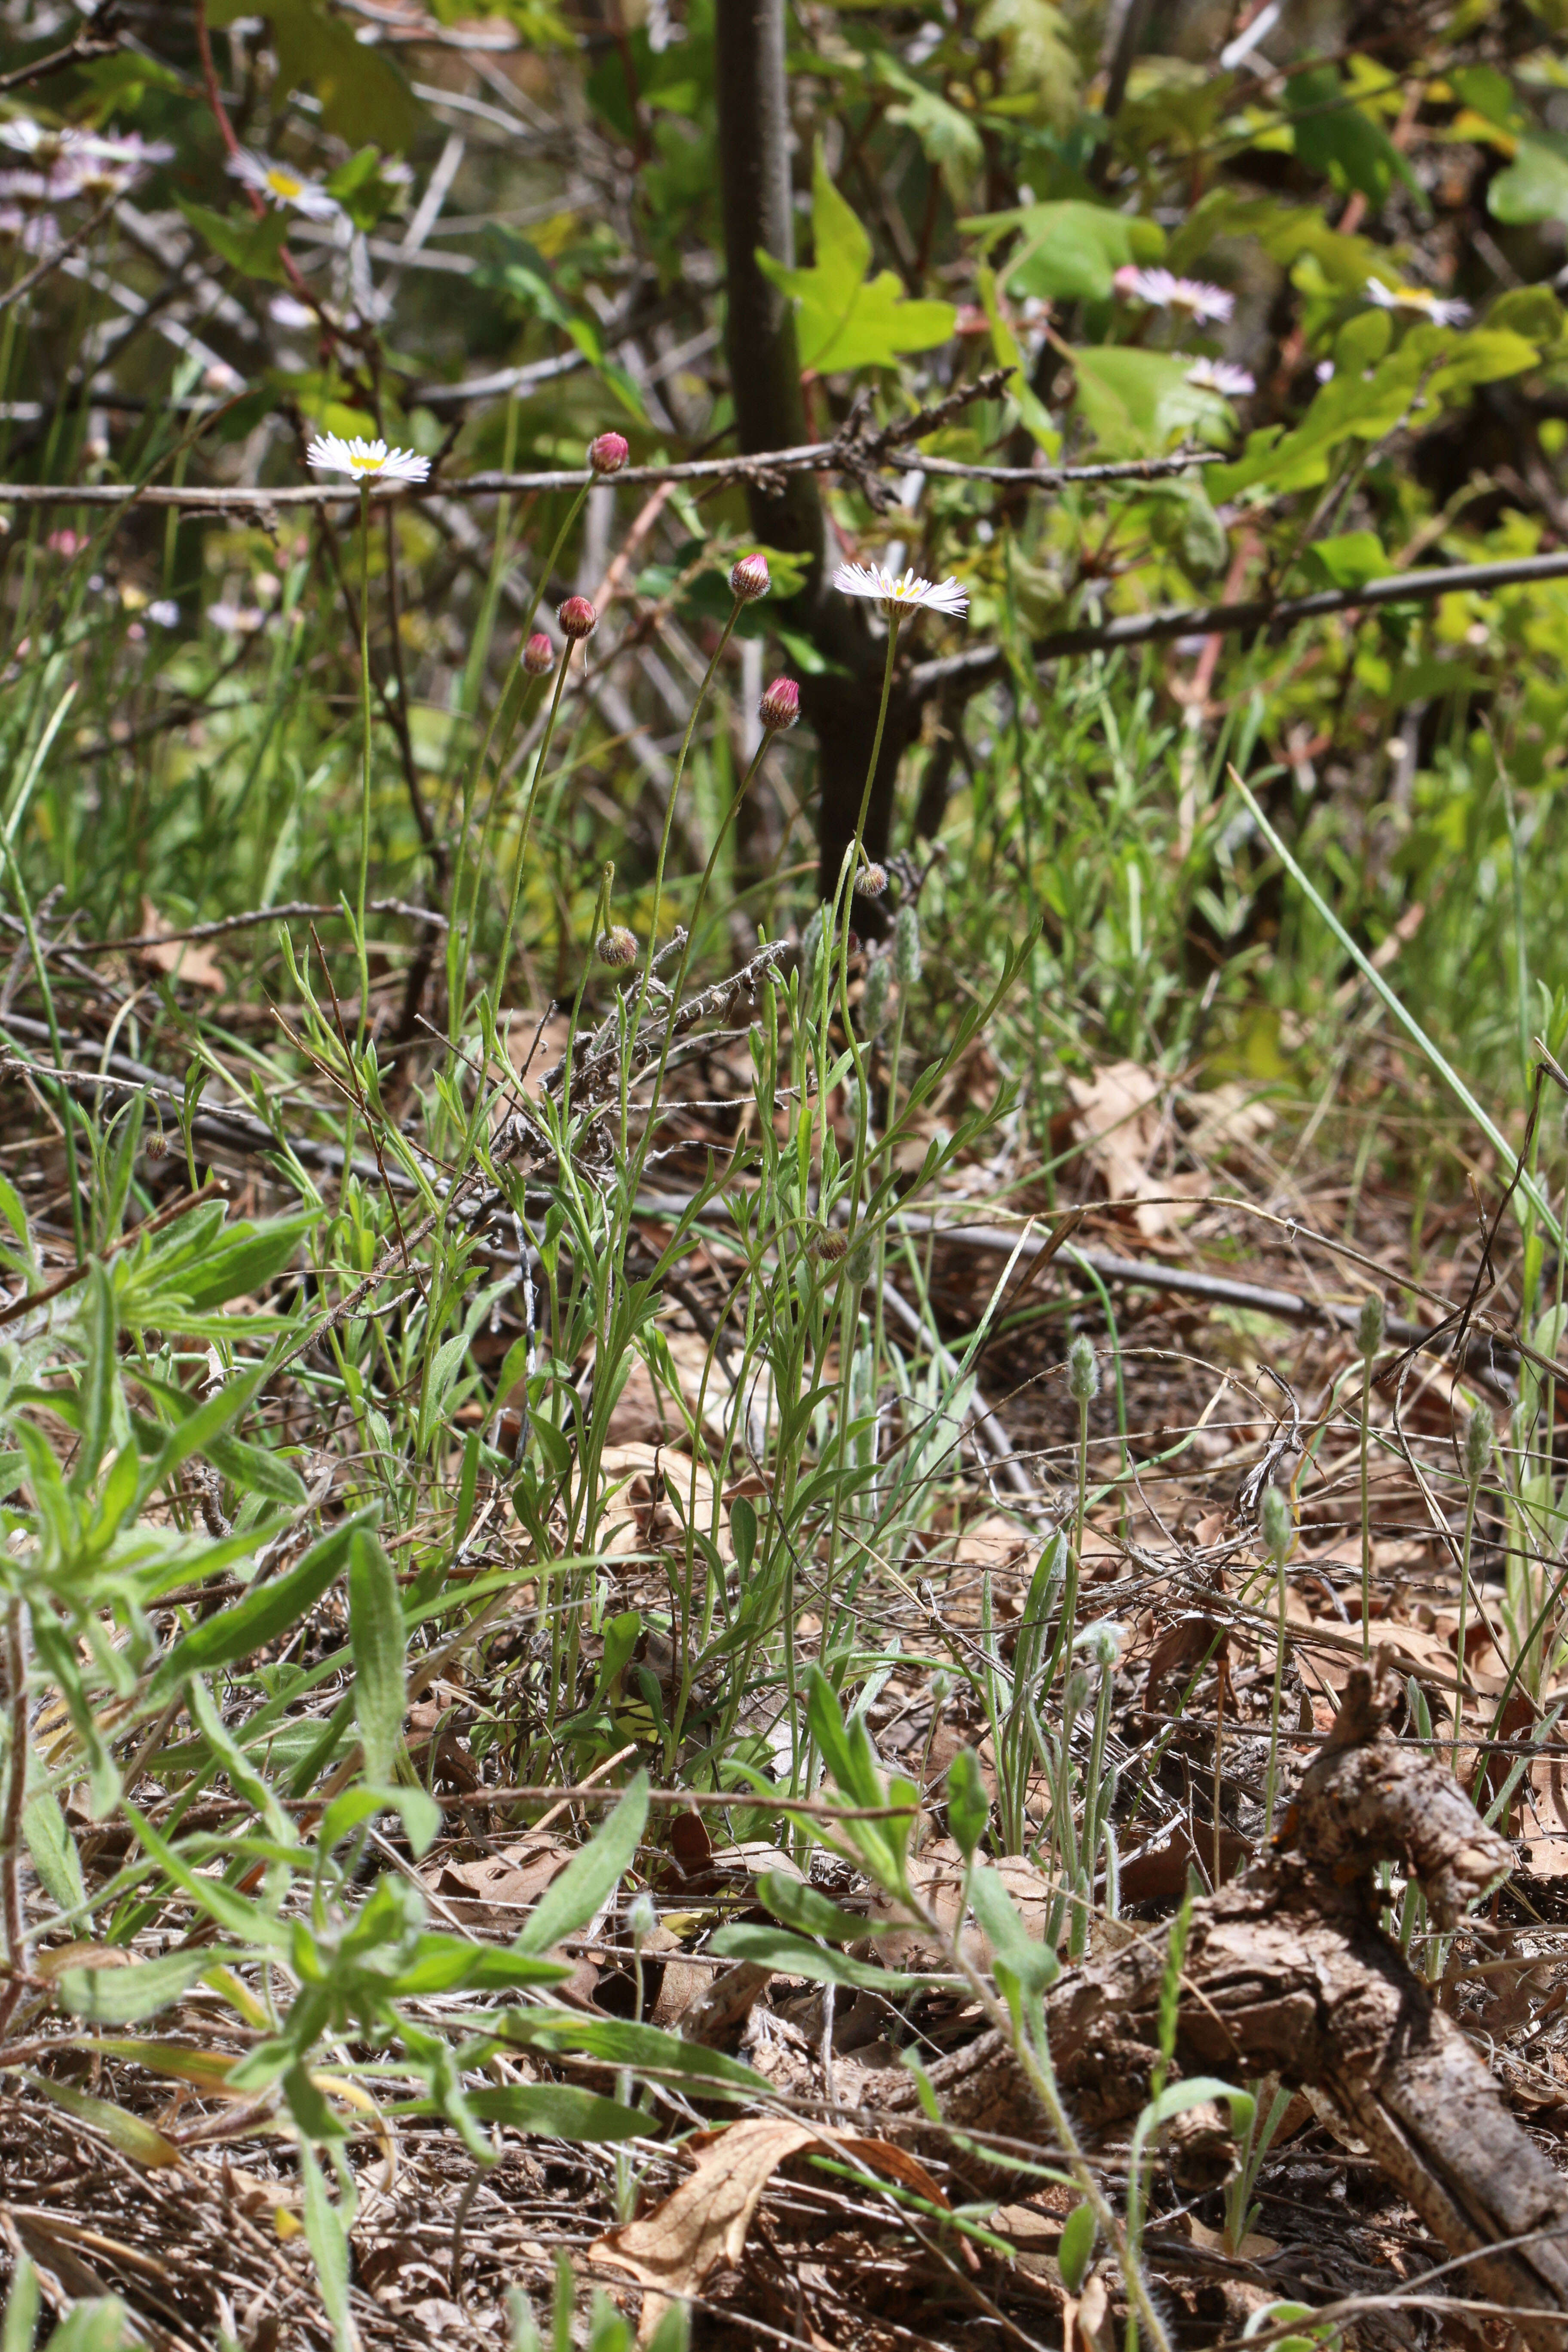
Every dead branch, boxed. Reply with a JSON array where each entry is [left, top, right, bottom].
[[879, 1665, 1568, 2347]]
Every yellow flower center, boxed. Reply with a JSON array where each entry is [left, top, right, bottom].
[[266, 169, 303, 200], [349, 453, 386, 472]]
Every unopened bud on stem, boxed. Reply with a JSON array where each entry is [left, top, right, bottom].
[[1464, 1407, 1491, 1485], [760, 676, 799, 732], [587, 431, 629, 475], [808, 1226, 848, 1266], [1261, 1482, 1293, 1567], [1357, 1292, 1385, 1362], [860, 951, 891, 1038], [557, 595, 597, 641], [597, 925, 638, 969], [892, 902, 922, 987], [730, 551, 771, 602], [1067, 1333, 1099, 1406], [523, 631, 554, 675], [857, 862, 888, 897]]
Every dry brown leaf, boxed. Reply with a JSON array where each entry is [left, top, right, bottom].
[[1185, 1081, 1276, 1165], [599, 1442, 732, 1565], [592, 2120, 948, 2341], [1067, 1060, 1191, 1237], [865, 1839, 1054, 1970], [137, 899, 225, 991], [432, 1840, 571, 1933]]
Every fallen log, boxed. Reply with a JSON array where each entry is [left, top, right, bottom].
[[881, 1665, 1568, 2346]]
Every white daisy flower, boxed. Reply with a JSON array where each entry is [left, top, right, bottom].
[[228, 149, 341, 221], [306, 433, 431, 487], [208, 602, 265, 634], [1113, 264, 1234, 325], [0, 119, 64, 161], [832, 561, 968, 619], [147, 598, 181, 628], [1315, 359, 1335, 383], [1365, 277, 1470, 327], [1182, 357, 1255, 398]]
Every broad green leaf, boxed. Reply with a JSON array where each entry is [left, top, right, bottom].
[[398, 2084, 647, 2141], [318, 1782, 441, 1858], [36, 2300, 128, 2352], [22, 1789, 87, 1916], [1302, 530, 1389, 590], [389, 1936, 570, 1995], [72, 1262, 118, 1495], [1068, 346, 1231, 457], [708, 1921, 953, 1992], [187, 1673, 296, 1844], [947, 1748, 990, 1862], [349, 1528, 405, 1786], [969, 1864, 1058, 1997], [1058, 2200, 1096, 2294], [973, 0, 1078, 121], [496, 2010, 769, 2095], [757, 150, 955, 374], [175, 199, 291, 284], [123, 1803, 289, 1947], [177, 1208, 318, 1312], [1491, 134, 1568, 226], [514, 1772, 649, 1954], [759, 1870, 874, 1944], [209, 0, 421, 151], [150, 1506, 376, 1697], [2, 2254, 40, 2352], [299, 2139, 355, 2352], [1286, 65, 1421, 209], [983, 200, 1160, 304], [21, 2070, 180, 2166], [205, 1431, 309, 1506]]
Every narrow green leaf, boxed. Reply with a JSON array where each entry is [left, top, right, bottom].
[[1, 2255, 39, 2352], [23, 1788, 87, 1916], [349, 1528, 406, 1786], [150, 1506, 376, 1696], [396, 2085, 646, 2141], [299, 2139, 355, 2352], [514, 1772, 649, 1954], [21, 2070, 180, 2166], [1058, 2199, 1096, 2294], [72, 1262, 118, 1495]]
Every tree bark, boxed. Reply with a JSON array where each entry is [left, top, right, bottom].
[[714, 0, 917, 917]]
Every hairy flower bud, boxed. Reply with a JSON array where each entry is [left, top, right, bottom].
[[1261, 1482, 1293, 1567], [523, 631, 554, 675], [892, 902, 922, 988], [730, 551, 771, 603], [860, 951, 891, 1038], [1357, 1292, 1385, 1362], [759, 676, 799, 732], [1067, 1333, 1099, 1406], [597, 924, 638, 969], [846, 1234, 875, 1286], [808, 1226, 848, 1265], [627, 1890, 658, 1949], [587, 431, 629, 475], [557, 594, 597, 641], [857, 862, 888, 897], [1463, 1407, 1491, 1485]]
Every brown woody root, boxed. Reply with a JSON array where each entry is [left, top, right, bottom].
[[885, 1666, 1568, 2346]]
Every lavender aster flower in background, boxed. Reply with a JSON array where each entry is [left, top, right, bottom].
[[1183, 357, 1256, 398], [1114, 264, 1234, 324]]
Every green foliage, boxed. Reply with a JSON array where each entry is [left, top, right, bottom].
[[758, 150, 956, 374]]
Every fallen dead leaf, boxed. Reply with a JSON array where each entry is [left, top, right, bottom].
[[137, 899, 225, 991], [591, 2118, 948, 2343], [1068, 1060, 1192, 1238], [599, 1443, 733, 1566], [432, 1839, 572, 1934]]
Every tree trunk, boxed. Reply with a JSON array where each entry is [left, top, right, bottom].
[[714, 0, 916, 918]]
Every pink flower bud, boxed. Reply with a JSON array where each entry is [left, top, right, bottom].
[[523, 631, 554, 675], [731, 551, 771, 603], [558, 595, 597, 641], [759, 676, 799, 732], [588, 431, 629, 475]]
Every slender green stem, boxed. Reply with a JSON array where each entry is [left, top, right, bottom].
[[449, 484, 592, 1027], [619, 600, 743, 1151], [1265, 1555, 1287, 1841], [493, 642, 574, 1012], [354, 487, 371, 1047]]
